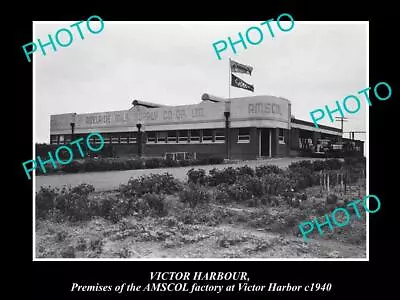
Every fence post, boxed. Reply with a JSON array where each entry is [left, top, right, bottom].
[[320, 171, 323, 192], [327, 173, 330, 192]]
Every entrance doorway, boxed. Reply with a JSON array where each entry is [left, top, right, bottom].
[[260, 128, 271, 157]]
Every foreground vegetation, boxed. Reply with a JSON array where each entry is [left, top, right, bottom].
[[36, 157, 366, 258]]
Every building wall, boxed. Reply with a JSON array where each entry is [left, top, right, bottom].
[[230, 127, 259, 160], [143, 143, 225, 158]]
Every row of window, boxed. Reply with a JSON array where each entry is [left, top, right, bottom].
[[50, 129, 253, 145]]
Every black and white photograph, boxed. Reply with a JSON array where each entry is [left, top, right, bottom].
[[33, 21, 367, 260]]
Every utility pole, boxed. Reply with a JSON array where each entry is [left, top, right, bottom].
[[335, 116, 348, 132]]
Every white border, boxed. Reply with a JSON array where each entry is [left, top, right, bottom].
[[33, 21, 369, 262]]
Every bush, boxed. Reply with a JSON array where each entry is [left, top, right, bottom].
[[128, 159, 145, 169], [119, 173, 182, 198], [262, 173, 294, 195], [95, 194, 132, 223], [207, 157, 225, 165], [255, 165, 283, 177], [195, 156, 224, 166], [285, 169, 317, 190], [178, 159, 192, 167], [311, 160, 328, 172], [61, 161, 82, 173], [141, 193, 168, 216], [178, 183, 211, 208], [289, 160, 314, 172], [325, 159, 343, 170], [236, 165, 255, 177], [213, 186, 231, 204], [145, 158, 163, 169], [187, 168, 207, 185], [36, 186, 59, 219], [208, 167, 237, 186], [344, 157, 366, 168], [162, 158, 180, 168], [239, 175, 265, 198]]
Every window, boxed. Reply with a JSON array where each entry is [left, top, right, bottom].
[[190, 130, 200, 143], [157, 131, 167, 143], [111, 136, 119, 144], [238, 128, 250, 143], [59, 135, 65, 144], [128, 132, 137, 144], [167, 131, 177, 143], [64, 135, 72, 144], [50, 135, 58, 145], [88, 136, 96, 146], [279, 129, 285, 144], [202, 129, 213, 143], [120, 137, 128, 144], [178, 130, 189, 143], [215, 129, 225, 143], [103, 133, 110, 144], [147, 131, 156, 143]]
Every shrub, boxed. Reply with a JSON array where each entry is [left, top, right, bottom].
[[141, 193, 168, 216], [61, 161, 82, 173], [207, 157, 225, 165], [145, 158, 162, 169], [285, 168, 317, 191], [325, 158, 343, 170], [239, 175, 265, 198], [208, 167, 237, 186], [187, 168, 207, 185], [54, 184, 96, 222], [289, 160, 314, 172], [326, 194, 338, 205], [344, 156, 366, 166], [162, 158, 180, 168], [214, 184, 231, 204], [36, 186, 59, 219], [95, 195, 132, 223], [226, 183, 253, 202], [236, 165, 255, 177], [312, 160, 328, 172], [195, 156, 224, 166], [262, 173, 294, 195], [179, 159, 192, 167], [255, 165, 283, 177], [178, 183, 211, 208], [128, 159, 145, 169], [119, 173, 182, 198]]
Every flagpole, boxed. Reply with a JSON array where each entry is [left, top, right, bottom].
[[228, 58, 231, 99]]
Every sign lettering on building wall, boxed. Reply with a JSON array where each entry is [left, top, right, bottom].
[[248, 103, 282, 115], [77, 111, 131, 128], [230, 97, 289, 122], [137, 105, 218, 124]]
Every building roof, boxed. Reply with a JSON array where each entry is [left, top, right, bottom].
[[291, 117, 342, 133]]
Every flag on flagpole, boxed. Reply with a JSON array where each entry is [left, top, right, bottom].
[[230, 59, 253, 75], [231, 73, 254, 92]]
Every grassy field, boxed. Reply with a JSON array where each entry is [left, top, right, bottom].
[[35, 157, 322, 192]]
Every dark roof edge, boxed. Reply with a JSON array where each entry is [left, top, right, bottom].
[[291, 118, 342, 133]]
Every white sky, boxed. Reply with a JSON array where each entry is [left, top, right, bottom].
[[35, 21, 367, 143]]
